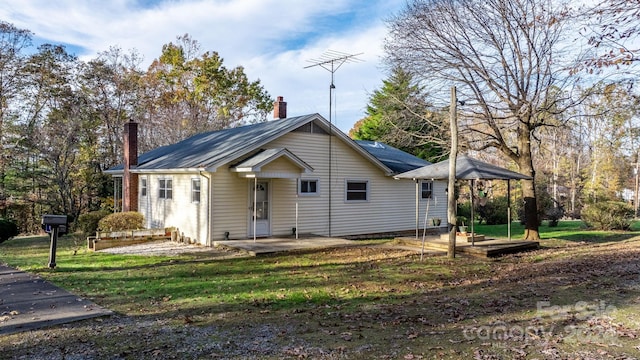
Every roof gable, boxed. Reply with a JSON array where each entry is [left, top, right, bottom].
[[230, 148, 313, 174]]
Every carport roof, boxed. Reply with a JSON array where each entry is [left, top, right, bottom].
[[394, 155, 531, 180]]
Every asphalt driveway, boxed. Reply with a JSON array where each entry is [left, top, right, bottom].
[[0, 264, 112, 336]]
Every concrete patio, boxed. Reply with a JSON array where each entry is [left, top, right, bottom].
[[213, 237, 361, 256]]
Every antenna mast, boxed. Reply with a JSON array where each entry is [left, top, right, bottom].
[[305, 50, 363, 237]]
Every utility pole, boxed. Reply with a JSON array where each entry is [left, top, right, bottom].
[[447, 86, 458, 258], [634, 160, 639, 218]]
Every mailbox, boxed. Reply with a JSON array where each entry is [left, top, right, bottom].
[[42, 215, 68, 226], [41, 215, 67, 269]]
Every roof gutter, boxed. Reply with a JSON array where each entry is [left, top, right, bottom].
[[104, 167, 209, 175]]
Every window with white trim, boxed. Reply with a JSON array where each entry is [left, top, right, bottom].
[[421, 180, 433, 199], [140, 178, 147, 197], [191, 178, 201, 203], [159, 178, 172, 199], [299, 179, 319, 196], [345, 180, 369, 202]]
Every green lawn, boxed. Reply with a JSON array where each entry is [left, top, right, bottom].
[[0, 235, 462, 315], [474, 219, 640, 243], [1, 225, 639, 359]]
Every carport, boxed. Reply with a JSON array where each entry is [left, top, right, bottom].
[[395, 155, 532, 246]]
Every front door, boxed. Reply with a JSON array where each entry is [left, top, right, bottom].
[[249, 180, 270, 237]]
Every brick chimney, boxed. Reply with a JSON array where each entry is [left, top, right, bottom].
[[123, 120, 138, 212], [273, 96, 287, 119]]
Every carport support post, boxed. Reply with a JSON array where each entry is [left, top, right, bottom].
[[48, 226, 59, 269], [253, 177, 257, 243], [507, 179, 512, 241], [470, 179, 475, 246], [447, 86, 458, 259], [415, 180, 419, 239]]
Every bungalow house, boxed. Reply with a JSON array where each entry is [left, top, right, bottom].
[[106, 98, 448, 245]]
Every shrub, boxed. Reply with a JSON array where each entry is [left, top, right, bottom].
[[477, 196, 510, 225], [98, 212, 144, 232], [457, 202, 471, 222], [455, 216, 468, 226], [77, 210, 111, 237], [0, 218, 19, 244], [545, 207, 564, 227], [581, 201, 633, 231]]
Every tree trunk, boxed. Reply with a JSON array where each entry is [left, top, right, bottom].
[[518, 130, 539, 240], [522, 178, 539, 240]]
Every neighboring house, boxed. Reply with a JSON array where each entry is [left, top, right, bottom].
[[106, 98, 448, 245]]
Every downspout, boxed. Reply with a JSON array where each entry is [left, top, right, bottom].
[[113, 177, 118, 213], [296, 177, 300, 240], [199, 171, 212, 246], [254, 177, 257, 243], [146, 174, 151, 228], [415, 179, 419, 240]]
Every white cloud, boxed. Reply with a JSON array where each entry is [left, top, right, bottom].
[[0, 0, 405, 131]]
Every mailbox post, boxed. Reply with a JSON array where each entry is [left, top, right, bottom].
[[42, 215, 67, 269]]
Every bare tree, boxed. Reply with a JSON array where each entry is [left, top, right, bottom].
[[578, 0, 640, 74], [385, 0, 582, 240]]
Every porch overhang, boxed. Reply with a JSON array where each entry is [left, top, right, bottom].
[[230, 148, 313, 179]]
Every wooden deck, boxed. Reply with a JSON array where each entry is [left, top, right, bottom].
[[395, 235, 539, 257]]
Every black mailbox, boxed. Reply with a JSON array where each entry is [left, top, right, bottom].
[[41, 214, 67, 269], [42, 215, 68, 226]]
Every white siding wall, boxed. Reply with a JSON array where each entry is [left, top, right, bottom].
[[210, 168, 251, 240], [270, 177, 299, 236], [415, 180, 449, 231], [140, 124, 449, 243], [269, 132, 331, 235], [138, 173, 209, 245], [267, 131, 450, 237]]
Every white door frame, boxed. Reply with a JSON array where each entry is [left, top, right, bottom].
[[249, 179, 271, 240]]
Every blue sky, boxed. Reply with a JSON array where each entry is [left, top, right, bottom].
[[0, 0, 406, 132]]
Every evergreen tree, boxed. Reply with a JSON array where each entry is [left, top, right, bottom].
[[349, 66, 447, 161]]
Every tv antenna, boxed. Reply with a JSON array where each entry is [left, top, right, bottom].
[[305, 50, 364, 85], [305, 50, 363, 237]]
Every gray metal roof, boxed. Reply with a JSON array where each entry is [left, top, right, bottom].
[[394, 155, 532, 180], [107, 114, 319, 173], [106, 114, 407, 175], [355, 140, 430, 174]]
